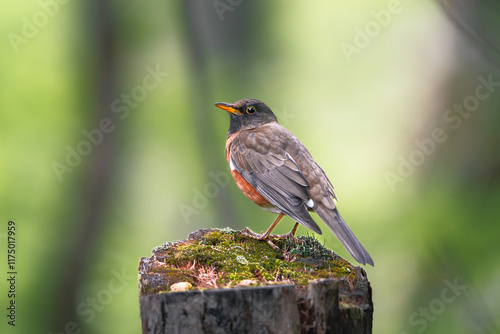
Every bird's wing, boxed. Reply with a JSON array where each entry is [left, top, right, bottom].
[[267, 126, 374, 266], [230, 130, 322, 234]]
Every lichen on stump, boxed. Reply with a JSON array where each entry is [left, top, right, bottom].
[[138, 228, 372, 333]]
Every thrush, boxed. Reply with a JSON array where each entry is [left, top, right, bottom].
[[215, 99, 374, 266]]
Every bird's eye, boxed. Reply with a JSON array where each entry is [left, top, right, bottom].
[[246, 106, 256, 114]]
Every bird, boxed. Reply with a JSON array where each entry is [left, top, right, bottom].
[[215, 99, 374, 266]]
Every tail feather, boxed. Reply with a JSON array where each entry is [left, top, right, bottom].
[[315, 205, 374, 266]]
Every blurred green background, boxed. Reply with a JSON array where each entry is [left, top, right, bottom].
[[1, 0, 500, 333]]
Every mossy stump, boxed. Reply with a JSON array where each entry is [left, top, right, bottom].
[[138, 228, 372, 334]]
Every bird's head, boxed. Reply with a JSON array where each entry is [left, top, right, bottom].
[[215, 99, 278, 136]]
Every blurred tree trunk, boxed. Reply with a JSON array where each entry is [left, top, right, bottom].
[[430, 0, 500, 184], [408, 2, 500, 333], [178, 0, 259, 227], [53, 0, 118, 330]]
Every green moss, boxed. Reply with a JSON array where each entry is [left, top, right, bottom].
[[151, 228, 358, 291]]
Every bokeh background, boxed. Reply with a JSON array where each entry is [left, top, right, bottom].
[[1, 0, 500, 333]]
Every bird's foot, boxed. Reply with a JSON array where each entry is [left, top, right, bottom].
[[271, 231, 299, 241], [241, 227, 280, 251], [269, 223, 300, 242]]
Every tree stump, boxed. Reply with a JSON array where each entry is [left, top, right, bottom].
[[138, 228, 373, 334]]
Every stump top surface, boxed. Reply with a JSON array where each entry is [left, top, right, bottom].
[[138, 228, 370, 308]]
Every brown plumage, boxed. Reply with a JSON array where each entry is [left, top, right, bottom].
[[215, 99, 374, 266]]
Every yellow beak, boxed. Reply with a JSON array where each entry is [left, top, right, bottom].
[[215, 102, 242, 115]]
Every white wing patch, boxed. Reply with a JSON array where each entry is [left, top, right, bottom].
[[305, 198, 315, 208], [229, 158, 237, 171]]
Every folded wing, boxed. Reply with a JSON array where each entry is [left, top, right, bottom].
[[230, 132, 322, 234]]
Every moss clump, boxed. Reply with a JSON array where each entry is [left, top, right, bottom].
[[139, 228, 366, 306]]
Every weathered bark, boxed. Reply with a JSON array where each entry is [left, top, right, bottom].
[[141, 284, 301, 334]]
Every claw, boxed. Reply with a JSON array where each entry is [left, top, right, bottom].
[[271, 231, 298, 240], [265, 239, 280, 251]]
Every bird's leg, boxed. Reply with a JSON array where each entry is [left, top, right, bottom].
[[242, 213, 285, 250], [272, 222, 300, 240]]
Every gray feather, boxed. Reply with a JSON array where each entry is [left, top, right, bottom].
[[315, 205, 374, 266]]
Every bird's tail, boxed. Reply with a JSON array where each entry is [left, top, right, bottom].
[[315, 205, 374, 266]]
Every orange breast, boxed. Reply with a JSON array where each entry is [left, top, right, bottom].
[[231, 169, 270, 207], [226, 133, 271, 208]]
